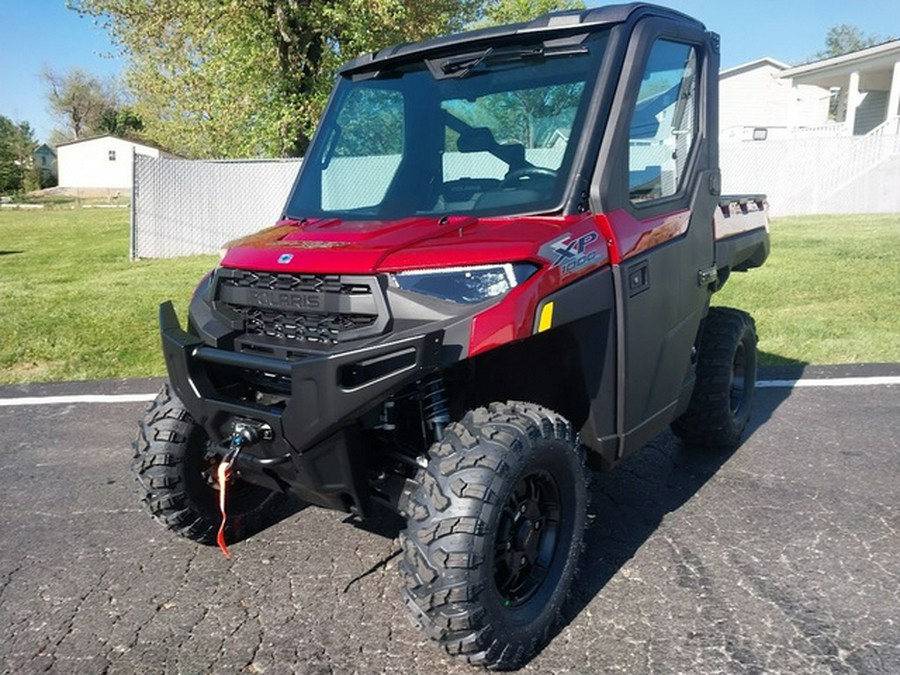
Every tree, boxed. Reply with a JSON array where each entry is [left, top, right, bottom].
[[816, 24, 882, 59], [98, 106, 144, 138], [41, 67, 118, 142], [480, 0, 583, 26], [70, 0, 582, 159], [0, 116, 37, 194]]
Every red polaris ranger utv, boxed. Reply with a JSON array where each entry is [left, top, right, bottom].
[[135, 3, 769, 669]]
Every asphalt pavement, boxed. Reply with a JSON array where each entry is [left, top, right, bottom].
[[0, 371, 898, 674]]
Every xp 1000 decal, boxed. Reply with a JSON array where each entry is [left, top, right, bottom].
[[541, 230, 606, 276]]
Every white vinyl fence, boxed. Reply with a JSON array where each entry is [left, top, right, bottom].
[[131, 156, 301, 259], [721, 117, 900, 217], [132, 131, 900, 259]]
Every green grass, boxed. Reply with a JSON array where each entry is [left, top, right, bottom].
[[1, 210, 898, 385], [714, 213, 900, 366], [0, 209, 216, 384], [3, 194, 131, 207]]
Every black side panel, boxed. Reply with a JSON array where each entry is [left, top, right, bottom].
[[590, 17, 720, 457], [458, 268, 618, 468], [618, 202, 711, 454], [716, 227, 770, 275], [533, 268, 618, 465]]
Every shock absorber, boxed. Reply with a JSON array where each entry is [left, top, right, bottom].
[[421, 374, 450, 442]]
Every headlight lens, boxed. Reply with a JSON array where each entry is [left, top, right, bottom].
[[391, 263, 538, 304]]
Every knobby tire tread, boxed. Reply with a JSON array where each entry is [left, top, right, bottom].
[[399, 401, 588, 670]]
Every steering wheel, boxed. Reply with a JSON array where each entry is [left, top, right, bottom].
[[501, 166, 558, 188]]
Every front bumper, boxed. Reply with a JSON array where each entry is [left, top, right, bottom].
[[159, 301, 444, 513]]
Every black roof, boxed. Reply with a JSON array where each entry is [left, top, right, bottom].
[[340, 3, 704, 75]]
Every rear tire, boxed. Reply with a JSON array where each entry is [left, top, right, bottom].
[[132, 383, 283, 544], [672, 307, 757, 450], [399, 402, 588, 670]]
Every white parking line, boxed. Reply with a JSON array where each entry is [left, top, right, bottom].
[[756, 376, 900, 388], [0, 375, 897, 407], [0, 394, 156, 407]]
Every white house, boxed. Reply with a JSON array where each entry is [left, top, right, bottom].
[[719, 41, 900, 217], [720, 39, 900, 141], [56, 135, 172, 190], [780, 39, 900, 136], [32, 144, 57, 180], [719, 58, 832, 142]]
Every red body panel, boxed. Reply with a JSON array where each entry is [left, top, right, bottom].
[[223, 215, 586, 273], [221, 213, 611, 358], [594, 209, 691, 264], [219, 208, 702, 358], [219, 208, 705, 358]]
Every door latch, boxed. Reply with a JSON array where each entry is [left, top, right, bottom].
[[698, 265, 718, 287]]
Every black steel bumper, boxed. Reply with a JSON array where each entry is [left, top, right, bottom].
[[159, 301, 444, 513]]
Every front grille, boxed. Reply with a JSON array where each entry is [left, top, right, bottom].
[[215, 269, 388, 347], [220, 270, 373, 296], [243, 307, 378, 343]]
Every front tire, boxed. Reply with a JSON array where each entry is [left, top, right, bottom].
[[399, 402, 589, 670], [132, 383, 283, 544], [672, 307, 758, 450]]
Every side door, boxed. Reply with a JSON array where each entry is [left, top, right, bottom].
[[592, 18, 719, 456]]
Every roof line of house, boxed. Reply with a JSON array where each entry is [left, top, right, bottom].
[[720, 56, 790, 78], [54, 133, 172, 155], [781, 38, 900, 78]]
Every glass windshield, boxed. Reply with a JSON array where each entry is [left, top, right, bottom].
[[285, 32, 608, 220]]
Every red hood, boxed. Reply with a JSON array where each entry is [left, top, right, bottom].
[[221, 214, 588, 273]]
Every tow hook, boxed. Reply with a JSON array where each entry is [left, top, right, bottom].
[[231, 420, 273, 448], [215, 420, 273, 559], [219, 420, 290, 469]]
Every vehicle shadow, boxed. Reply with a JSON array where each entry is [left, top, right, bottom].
[[757, 349, 807, 368], [245, 355, 801, 665], [229, 492, 310, 544], [552, 374, 796, 648]]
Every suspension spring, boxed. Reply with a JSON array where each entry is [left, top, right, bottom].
[[421, 374, 450, 442]]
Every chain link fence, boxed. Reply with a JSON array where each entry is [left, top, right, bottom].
[[131, 156, 301, 259]]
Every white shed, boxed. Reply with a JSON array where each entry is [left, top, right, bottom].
[[56, 135, 171, 190]]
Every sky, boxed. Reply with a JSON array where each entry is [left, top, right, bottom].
[[1, 0, 899, 144]]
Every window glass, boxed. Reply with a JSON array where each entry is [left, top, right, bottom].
[[321, 88, 404, 210], [284, 31, 608, 220], [628, 39, 697, 203], [441, 83, 585, 181]]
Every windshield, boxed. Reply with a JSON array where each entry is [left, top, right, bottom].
[[285, 32, 608, 220]]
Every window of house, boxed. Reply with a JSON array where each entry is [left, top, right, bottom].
[[109, 150, 116, 161], [628, 39, 698, 203]]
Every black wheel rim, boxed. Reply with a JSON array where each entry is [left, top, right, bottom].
[[494, 470, 562, 607], [730, 341, 748, 416]]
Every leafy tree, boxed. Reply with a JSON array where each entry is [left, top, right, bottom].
[[0, 116, 38, 194], [816, 24, 882, 59], [480, 0, 584, 26], [70, 0, 582, 159], [98, 106, 144, 138]]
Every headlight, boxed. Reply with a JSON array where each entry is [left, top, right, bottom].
[[391, 263, 538, 304]]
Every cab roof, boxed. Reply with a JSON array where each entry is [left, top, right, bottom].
[[340, 2, 704, 76]]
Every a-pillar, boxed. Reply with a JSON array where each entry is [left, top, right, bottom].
[[844, 70, 861, 135], [887, 60, 900, 120]]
